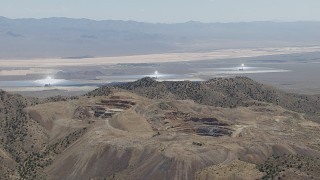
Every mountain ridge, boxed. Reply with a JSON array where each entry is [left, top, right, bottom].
[[1, 17, 320, 58], [2, 16, 320, 24], [88, 77, 320, 122]]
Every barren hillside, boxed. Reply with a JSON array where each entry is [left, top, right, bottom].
[[1, 77, 320, 179]]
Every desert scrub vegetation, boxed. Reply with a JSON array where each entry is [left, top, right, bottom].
[[18, 128, 87, 179], [257, 154, 320, 180]]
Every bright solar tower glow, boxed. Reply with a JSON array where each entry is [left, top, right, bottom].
[[154, 71, 159, 79], [241, 64, 245, 70], [44, 76, 54, 85], [35, 76, 63, 86]]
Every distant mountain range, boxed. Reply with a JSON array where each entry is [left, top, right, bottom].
[[1, 16, 320, 59]]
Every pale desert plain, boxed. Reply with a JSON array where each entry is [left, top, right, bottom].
[[0, 46, 320, 68], [1, 46, 320, 97]]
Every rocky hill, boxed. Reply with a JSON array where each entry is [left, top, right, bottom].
[[0, 90, 45, 178], [0, 91, 80, 179], [89, 77, 320, 121], [1, 77, 320, 179]]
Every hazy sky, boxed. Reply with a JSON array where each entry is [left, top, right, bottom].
[[1, 0, 320, 23]]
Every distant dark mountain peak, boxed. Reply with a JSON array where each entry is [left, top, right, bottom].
[[137, 76, 157, 83], [87, 77, 320, 122], [184, 20, 203, 24], [6, 31, 23, 37], [0, 16, 8, 20], [206, 76, 254, 83], [121, 77, 157, 89]]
